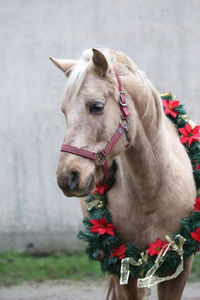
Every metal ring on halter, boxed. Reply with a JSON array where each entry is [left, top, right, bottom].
[[118, 92, 127, 106], [120, 118, 128, 128]]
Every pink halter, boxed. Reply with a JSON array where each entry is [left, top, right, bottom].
[[60, 66, 131, 180]]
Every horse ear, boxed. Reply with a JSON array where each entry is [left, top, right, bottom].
[[92, 49, 108, 77], [49, 57, 77, 76]]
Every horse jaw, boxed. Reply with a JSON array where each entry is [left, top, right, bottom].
[[49, 57, 77, 76]]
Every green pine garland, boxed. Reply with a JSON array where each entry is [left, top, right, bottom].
[[78, 92, 200, 279]]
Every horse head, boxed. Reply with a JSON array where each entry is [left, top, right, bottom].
[[50, 49, 132, 197]]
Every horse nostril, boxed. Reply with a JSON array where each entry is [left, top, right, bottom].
[[68, 171, 80, 190]]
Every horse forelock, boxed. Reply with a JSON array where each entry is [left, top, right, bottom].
[[65, 50, 92, 97]]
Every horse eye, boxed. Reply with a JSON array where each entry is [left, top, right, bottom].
[[89, 101, 104, 114]]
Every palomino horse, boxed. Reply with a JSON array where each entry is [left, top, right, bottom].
[[50, 48, 195, 300]]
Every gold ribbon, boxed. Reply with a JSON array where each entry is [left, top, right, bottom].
[[87, 196, 104, 210], [160, 91, 173, 99], [180, 114, 195, 128], [120, 252, 148, 285], [120, 235, 186, 300]]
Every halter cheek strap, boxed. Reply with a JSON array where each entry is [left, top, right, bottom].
[[113, 66, 130, 120], [60, 66, 131, 181]]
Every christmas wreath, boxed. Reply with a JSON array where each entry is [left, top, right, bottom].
[[78, 92, 200, 284]]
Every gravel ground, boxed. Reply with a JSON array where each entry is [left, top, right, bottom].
[[0, 280, 199, 300]]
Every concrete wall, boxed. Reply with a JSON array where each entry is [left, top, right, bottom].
[[0, 0, 200, 251]]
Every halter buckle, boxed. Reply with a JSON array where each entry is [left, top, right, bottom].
[[118, 91, 127, 106], [95, 152, 106, 167]]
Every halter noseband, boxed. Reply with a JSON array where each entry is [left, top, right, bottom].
[[60, 66, 131, 180]]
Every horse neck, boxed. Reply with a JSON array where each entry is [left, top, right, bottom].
[[118, 128, 167, 206], [117, 75, 171, 208]]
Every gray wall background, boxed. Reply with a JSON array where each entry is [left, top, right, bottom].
[[0, 0, 200, 251]]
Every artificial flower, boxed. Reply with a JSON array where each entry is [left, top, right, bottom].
[[90, 217, 114, 236], [94, 183, 109, 195], [162, 99, 180, 118], [110, 245, 127, 259], [194, 196, 200, 211], [147, 238, 168, 256], [179, 124, 200, 146], [191, 227, 200, 242], [195, 165, 200, 171]]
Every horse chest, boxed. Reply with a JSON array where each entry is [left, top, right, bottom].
[[107, 191, 159, 249], [107, 187, 193, 250]]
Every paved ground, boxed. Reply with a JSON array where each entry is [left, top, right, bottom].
[[0, 280, 199, 300]]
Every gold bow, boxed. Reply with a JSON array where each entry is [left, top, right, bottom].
[[120, 252, 148, 285], [120, 235, 186, 300]]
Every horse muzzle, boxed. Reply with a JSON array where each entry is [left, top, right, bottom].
[[57, 169, 95, 197]]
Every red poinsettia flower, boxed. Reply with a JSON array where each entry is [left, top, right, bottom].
[[94, 183, 110, 195], [90, 217, 114, 236], [194, 196, 200, 211], [191, 227, 200, 242], [179, 124, 200, 146], [162, 99, 180, 118], [110, 245, 127, 259], [147, 238, 168, 256], [195, 165, 200, 171]]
